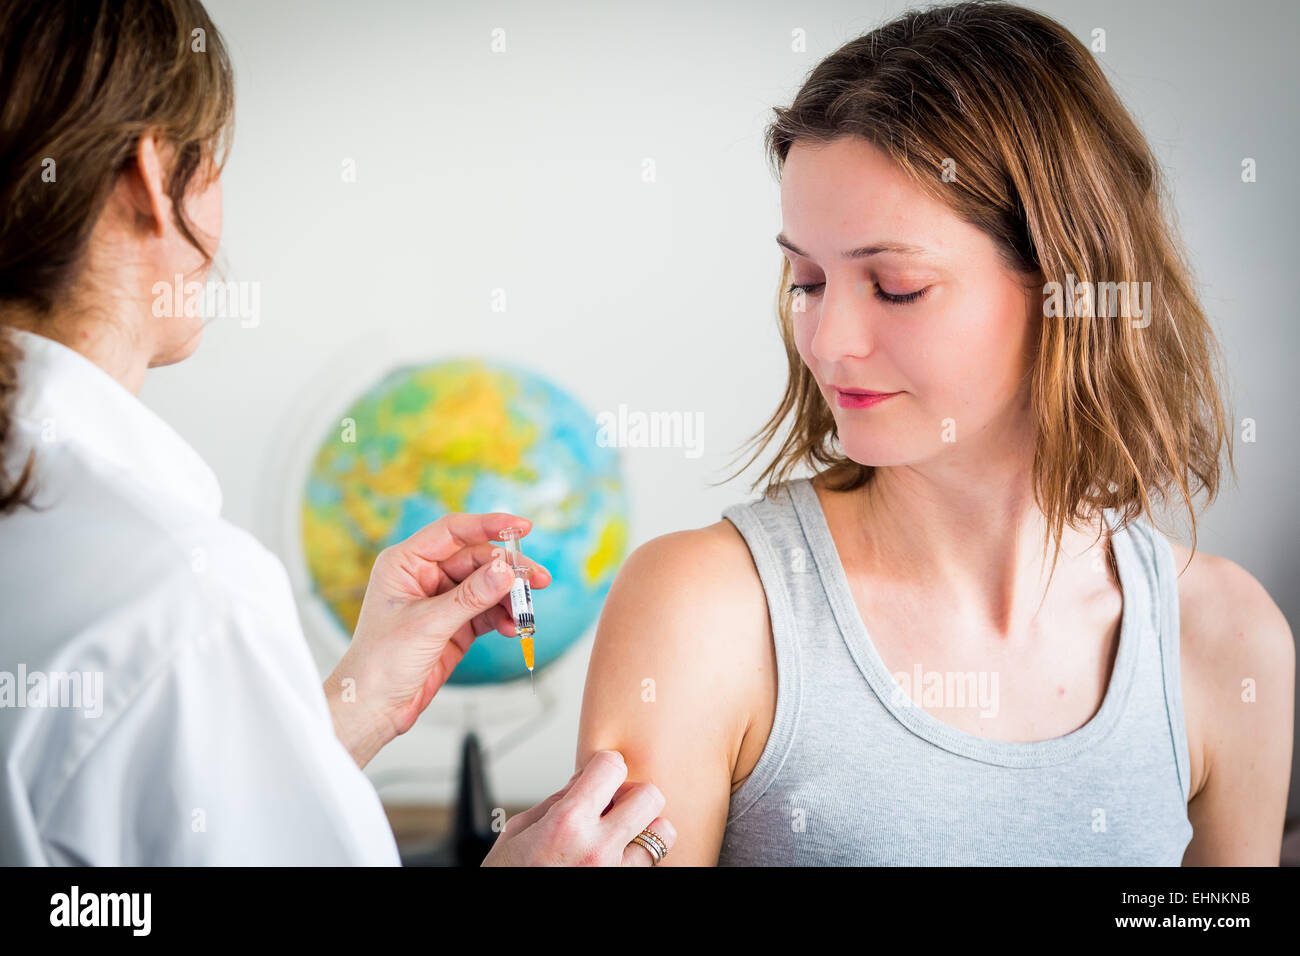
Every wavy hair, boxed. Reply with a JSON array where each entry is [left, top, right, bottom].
[[730, 0, 1232, 565]]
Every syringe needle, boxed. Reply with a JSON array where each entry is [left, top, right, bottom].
[[530, 669, 535, 695]]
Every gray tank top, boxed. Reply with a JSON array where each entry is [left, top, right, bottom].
[[716, 477, 1193, 865]]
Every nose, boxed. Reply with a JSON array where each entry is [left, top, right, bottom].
[[809, 279, 875, 364]]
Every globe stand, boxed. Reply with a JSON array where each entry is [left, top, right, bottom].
[[399, 732, 497, 867]]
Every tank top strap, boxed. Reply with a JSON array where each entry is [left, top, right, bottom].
[[1115, 517, 1193, 804], [720, 481, 811, 821]]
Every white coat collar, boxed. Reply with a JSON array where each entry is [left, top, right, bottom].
[[5, 327, 222, 517]]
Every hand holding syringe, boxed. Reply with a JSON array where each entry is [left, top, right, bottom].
[[333, 513, 550, 760]]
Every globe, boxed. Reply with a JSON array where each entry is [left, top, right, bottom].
[[300, 358, 628, 685]]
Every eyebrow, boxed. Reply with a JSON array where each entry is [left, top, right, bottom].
[[775, 233, 931, 260]]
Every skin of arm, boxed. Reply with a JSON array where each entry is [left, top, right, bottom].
[[576, 521, 775, 866], [1177, 545, 1296, 865]]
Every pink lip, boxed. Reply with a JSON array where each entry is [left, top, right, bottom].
[[832, 386, 901, 409]]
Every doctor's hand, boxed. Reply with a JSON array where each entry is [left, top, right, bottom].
[[482, 750, 678, 866], [323, 512, 551, 768]]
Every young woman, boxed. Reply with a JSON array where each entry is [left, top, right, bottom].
[[578, 2, 1294, 865], [0, 0, 673, 867]]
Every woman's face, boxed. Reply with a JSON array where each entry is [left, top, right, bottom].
[[779, 136, 1038, 470]]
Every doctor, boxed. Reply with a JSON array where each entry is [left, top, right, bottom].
[[0, 0, 674, 867]]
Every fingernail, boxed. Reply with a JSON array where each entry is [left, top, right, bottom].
[[489, 552, 512, 585], [598, 749, 625, 765]]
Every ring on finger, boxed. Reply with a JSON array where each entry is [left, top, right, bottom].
[[630, 829, 668, 864]]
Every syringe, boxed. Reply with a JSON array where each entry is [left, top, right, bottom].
[[497, 526, 536, 694]]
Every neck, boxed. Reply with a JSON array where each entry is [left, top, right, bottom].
[[2, 303, 151, 395], [842, 444, 1105, 640]]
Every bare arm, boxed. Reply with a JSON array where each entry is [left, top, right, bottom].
[[576, 522, 773, 866], [1179, 549, 1295, 865]]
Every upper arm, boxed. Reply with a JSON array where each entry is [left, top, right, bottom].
[[1176, 546, 1296, 865], [576, 521, 771, 866]]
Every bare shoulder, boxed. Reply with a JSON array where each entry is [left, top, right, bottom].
[[618, 518, 761, 589], [1169, 542, 1295, 806], [1170, 543, 1294, 673], [589, 518, 771, 682]]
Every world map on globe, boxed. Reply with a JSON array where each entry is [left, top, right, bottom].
[[300, 358, 628, 685]]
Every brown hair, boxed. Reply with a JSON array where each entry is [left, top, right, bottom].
[[0, 0, 234, 513], [732, 0, 1232, 565]]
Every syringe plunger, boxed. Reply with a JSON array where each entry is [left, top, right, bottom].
[[498, 527, 524, 567]]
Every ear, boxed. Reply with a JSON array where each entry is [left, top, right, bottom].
[[121, 132, 171, 238]]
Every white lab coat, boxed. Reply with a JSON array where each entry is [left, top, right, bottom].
[[0, 329, 400, 865]]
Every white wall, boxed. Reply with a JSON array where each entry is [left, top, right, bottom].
[[140, 0, 1300, 815]]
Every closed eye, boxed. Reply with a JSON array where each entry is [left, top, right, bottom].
[[876, 286, 927, 304], [785, 282, 929, 304]]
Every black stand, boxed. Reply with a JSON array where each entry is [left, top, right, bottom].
[[400, 732, 497, 867]]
